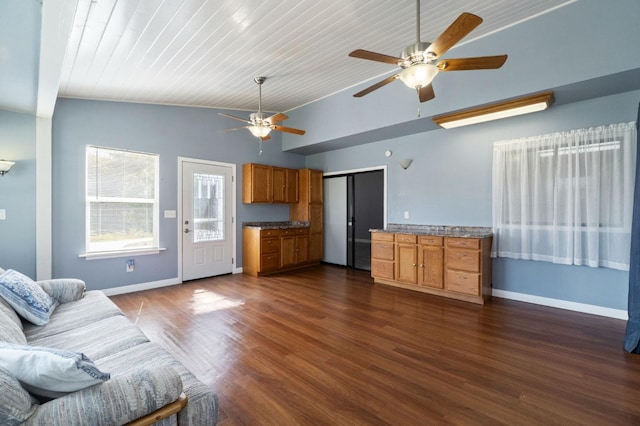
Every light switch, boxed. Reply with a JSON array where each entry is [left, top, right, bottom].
[[164, 210, 176, 219], [0, 209, 5, 220]]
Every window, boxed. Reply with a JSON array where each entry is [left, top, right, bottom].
[[492, 122, 637, 271], [86, 146, 159, 255]]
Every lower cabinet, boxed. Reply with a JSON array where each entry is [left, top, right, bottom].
[[371, 231, 492, 304], [243, 227, 315, 277]]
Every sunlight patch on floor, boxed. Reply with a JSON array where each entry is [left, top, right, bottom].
[[190, 289, 244, 314]]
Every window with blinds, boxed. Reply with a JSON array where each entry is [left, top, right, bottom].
[[86, 146, 159, 254]]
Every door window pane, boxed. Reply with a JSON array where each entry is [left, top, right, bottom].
[[193, 173, 224, 242]]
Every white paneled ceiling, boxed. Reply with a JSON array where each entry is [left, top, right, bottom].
[[57, 0, 574, 112]]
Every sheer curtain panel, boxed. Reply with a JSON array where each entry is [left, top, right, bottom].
[[492, 122, 637, 271]]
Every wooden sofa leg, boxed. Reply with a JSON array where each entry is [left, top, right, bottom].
[[126, 393, 188, 426]]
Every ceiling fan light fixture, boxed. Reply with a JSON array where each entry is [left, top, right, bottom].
[[248, 125, 271, 138], [399, 63, 438, 89]]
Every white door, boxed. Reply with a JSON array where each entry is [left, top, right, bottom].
[[323, 176, 347, 265], [182, 161, 234, 280]]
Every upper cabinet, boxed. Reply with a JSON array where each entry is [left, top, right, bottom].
[[243, 163, 299, 204]]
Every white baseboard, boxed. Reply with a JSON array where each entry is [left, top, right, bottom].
[[102, 278, 181, 296], [234, 267, 243, 274], [492, 289, 628, 320]]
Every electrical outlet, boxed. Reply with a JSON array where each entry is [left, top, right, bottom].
[[126, 259, 135, 272], [404, 211, 410, 219]]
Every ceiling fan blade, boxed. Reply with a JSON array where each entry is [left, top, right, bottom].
[[219, 112, 250, 124], [349, 49, 402, 65], [353, 74, 400, 98], [220, 126, 250, 133], [418, 84, 435, 103], [266, 112, 288, 124], [437, 55, 508, 71], [426, 12, 483, 59], [272, 125, 306, 135]]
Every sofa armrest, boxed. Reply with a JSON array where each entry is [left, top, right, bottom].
[[36, 279, 86, 304], [24, 366, 183, 426]]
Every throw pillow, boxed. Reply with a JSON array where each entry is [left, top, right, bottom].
[[0, 342, 110, 399], [0, 269, 59, 326]]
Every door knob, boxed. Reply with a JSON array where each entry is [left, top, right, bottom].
[[184, 229, 191, 234]]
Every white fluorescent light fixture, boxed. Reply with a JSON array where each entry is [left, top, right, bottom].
[[433, 91, 555, 129]]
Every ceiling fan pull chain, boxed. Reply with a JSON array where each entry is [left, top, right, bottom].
[[258, 138, 263, 155]]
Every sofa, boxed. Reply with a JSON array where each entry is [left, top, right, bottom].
[[0, 267, 219, 425]]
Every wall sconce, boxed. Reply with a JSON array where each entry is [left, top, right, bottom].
[[432, 91, 555, 129], [399, 159, 413, 170], [0, 160, 15, 176]]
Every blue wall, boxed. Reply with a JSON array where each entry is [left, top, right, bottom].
[[0, 110, 37, 277], [305, 90, 640, 310], [52, 99, 304, 290]]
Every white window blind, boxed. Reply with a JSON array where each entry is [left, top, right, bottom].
[[86, 146, 159, 254], [492, 122, 637, 271]]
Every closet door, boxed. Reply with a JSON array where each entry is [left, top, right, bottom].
[[323, 176, 347, 265]]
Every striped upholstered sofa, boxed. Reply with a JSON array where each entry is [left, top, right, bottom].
[[0, 267, 218, 425]]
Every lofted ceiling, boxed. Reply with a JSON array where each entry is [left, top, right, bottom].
[[54, 0, 575, 113]]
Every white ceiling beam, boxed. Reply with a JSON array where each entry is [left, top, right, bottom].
[[37, 0, 80, 118]]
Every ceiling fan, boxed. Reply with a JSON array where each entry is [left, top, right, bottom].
[[349, 0, 508, 102], [219, 77, 306, 142]]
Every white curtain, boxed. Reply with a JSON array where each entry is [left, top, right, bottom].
[[492, 122, 637, 271]]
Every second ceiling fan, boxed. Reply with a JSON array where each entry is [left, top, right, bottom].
[[349, 0, 508, 102], [219, 77, 305, 141]]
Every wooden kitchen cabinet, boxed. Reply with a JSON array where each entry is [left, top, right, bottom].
[[370, 230, 491, 304], [371, 232, 395, 281], [290, 169, 323, 262], [243, 163, 272, 203], [418, 236, 444, 289], [280, 228, 309, 268], [444, 237, 492, 300], [243, 227, 311, 276], [243, 163, 299, 204]]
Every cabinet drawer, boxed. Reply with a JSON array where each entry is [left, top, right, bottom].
[[261, 237, 281, 253], [419, 236, 443, 246], [261, 253, 281, 271], [261, 229, 283, 238], [371, 260, 395, 280], [446, 237, 481, 249], [372, 242, 394, 261], [372, 232, 394, 242], [396, 234, 417, 244], [294, 227, 309, 235], [446, 248, 480, 272], [446, 270, 481, 296]]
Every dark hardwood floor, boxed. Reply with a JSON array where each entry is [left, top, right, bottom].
[[110, 264, 640, 425]]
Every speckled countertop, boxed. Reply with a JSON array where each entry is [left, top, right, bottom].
[[243, 221, 310, 230], [370, 224, 493, 238]]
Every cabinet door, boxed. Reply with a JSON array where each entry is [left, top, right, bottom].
[[272, 167, 286, 203], [309, 204, 323, 233], [419, 245, 443, 288], [309, 169, 323, 203], [286, 169, 299, 203], [243, 164, 271, 203], [296, 235, 309, 264], [309, 232, 323, 261], [280, 235, 296, 268], [396, 244, 418, 284]]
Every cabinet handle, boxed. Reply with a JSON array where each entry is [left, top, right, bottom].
[[420, 264, 425, 268], [412, 263, 416, 267]]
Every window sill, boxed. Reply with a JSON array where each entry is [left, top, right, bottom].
[[79, 247, 167, 260]]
